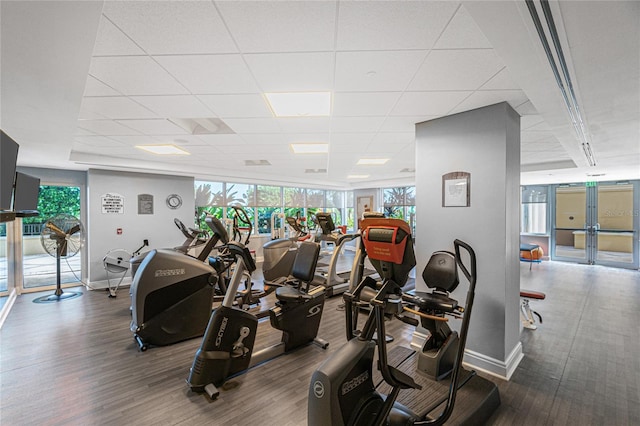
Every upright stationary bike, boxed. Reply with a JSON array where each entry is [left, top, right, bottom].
[[187, 240, 329, 400]]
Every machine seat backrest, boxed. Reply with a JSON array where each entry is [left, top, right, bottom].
[[291, 241, 320, 283], [275, 242, 321, 303], [360, 218, 416, 286], [422, 251, 459, 293]]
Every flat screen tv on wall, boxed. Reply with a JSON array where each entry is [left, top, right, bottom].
[[1, 130, 20, 211], [13, 172, 40, 213]]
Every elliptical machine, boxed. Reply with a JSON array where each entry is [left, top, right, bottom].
[[129, 216, 233, 351], [308, 218, 499, 425], [187, 241, 329, 400]]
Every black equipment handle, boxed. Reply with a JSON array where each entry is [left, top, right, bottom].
[[454, 238, 476, 285]]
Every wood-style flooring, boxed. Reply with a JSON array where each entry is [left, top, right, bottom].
[[1, 260, 639, 425]]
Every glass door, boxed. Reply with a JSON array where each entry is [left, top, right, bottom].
[[22, 185, 83, 290], [592, 182, 638, 269], [552, 184, 588, 263], [552, 181, 639, 269]]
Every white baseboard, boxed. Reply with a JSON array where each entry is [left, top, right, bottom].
[[0, 289, 18, 329], [463, 342, 524, 381]]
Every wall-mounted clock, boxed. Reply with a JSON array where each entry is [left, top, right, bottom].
[[166, 194, 182, 210]]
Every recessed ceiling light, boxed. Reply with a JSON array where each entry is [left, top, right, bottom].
[[400, 167, 415, 173], [264, 92, 331, 117], [348, 174, 370, 179], [305, 168, 327, 174], [357, 158, 389, 165], [291, 143, 329, 154], [135, 144, 190, 155]]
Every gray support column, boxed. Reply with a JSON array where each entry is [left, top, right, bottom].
[[415, 102, 522, 379]]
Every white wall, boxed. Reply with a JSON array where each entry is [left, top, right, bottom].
[[415, 102, 521, 379], [87, 169, 195, 285]]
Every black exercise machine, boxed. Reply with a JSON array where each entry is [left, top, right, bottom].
[[312, 212, 359, 296], [308, 218, 500, 425], [187, 240, 329, 400]]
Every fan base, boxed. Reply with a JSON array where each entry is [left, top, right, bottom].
[[33, 291, 83, 304]]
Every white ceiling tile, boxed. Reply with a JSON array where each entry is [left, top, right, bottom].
[[224, 118, 282, 134], [521, 131, 555, 143], [391, 91, 471, 116], [481, 67, 521, 90], [73, 135, 126, 148], [155, 55, 259, 94], [131, 95, 214, 118], [524, 120, 553, 132], [74, 127, 96, 136], [78, 109, 108, 121], [408, 49, 505, 91], [81, 96, 158, 119], [434, 5, 493, 49], [330, 133, 375, 144], [240, 134, 287, 145], [370, 132, 415, 146], [277, 118, 331, 134], [337, 1, 457, 50], [520, 115, 545, 130], [379, 116, 434, 133], [332, 92, 402, 117], [83, 75, 121, 96], [102, 1, 237, 54], [109, 135, 163, 146], [198, 94, 272, 118], [216, 1, 336, 53], [77, 120, 142, 136], [335, 51, 427, 92], [192, 134, 246, 146], [89, 56, 189, 95], [244, 52, 334, 92], [450, 90, 529, 115], [283, 134, 332, 146], [329, 141, 371, 154], [331, 117, 385, 133], [115, 119, 188, 135], [92, 15, 145, 56], [515, 101, 538, 115]]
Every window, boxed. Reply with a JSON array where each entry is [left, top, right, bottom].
[[521, 186, 548, 234], [383, 186, 416, 234], [256, 185, 282, 234], [193, 181, 355, 237], [195, 181, 225, 228]]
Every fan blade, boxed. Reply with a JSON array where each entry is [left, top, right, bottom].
[[46, 222, 68, 238], [67, 224, 81, 236]]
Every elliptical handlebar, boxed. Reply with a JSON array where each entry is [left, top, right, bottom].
[[454, 239, 476, 288]]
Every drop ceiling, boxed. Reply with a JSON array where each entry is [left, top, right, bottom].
[[1, 1, 638, 188]]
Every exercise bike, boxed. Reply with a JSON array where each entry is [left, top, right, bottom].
[[308, 218, 500, 425], [187, 240, 329, 400]]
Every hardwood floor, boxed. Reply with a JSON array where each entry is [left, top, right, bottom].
[[1, 261, 638, 425]]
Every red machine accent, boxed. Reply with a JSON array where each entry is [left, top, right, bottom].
[[362, 225, 407, 265]]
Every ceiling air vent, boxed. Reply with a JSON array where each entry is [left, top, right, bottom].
[[169, 118, 235, 135], [244, 159, 271, 166], [400, 168, 415, 173], [305, 169, 327, 174]]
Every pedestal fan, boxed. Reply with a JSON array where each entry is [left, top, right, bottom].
[[33, 214, 84, 303]]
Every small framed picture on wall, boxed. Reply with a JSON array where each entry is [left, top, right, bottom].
[[442, 171, 470, 207]]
